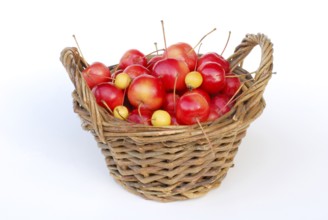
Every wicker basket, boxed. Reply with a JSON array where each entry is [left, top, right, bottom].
[[60, 33, 273, 202]]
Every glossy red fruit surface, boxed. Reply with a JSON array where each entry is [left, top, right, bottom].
[[118, 49, 147, 70], [168, 111, 179, 125], [223, 73, 241, 97], [127, 74, 165, 110], [197, 52, 230, 73], [147, 55, 163, 71], [207, 104, 221, 121], [163, 93, 180, 112], [92, 82, 124, 111], [176, 89, 210, 125], [164, 42, 198, 71], [123, 64, 151, 79], [152, 58, 190, 92], [211, 93, 232, 117], [197, 62, 226, 95], [127, 109, 153, 125], [82, 62, 111, 89]]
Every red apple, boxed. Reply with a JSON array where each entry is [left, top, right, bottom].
[[191, 88, 211, 104], [197, 62, 226, 95], [82, 62, 111, 89], [168, 111, 179, 125], [211, 93, 232, 117], [118, 49, 147, 70], [207, 104, 220, 121], [147, 55, 163, 71], [92, 82, 124, 111], [123, 64, 151, 79], [127, 74, 165, 110], [197, 52, 230, 73], [223, 73, 241, 97], [128, 109, 153, 125], [176, 89, 210, 125], [152, 58, 190, 92], [163, 93, 180, 113], [164, 42, 198, 71]]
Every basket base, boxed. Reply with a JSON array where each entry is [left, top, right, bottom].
[[113, 167, 228, 202], [98, 139, 241, 202]]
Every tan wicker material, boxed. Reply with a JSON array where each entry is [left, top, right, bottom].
[[60, 33, 273, 202]]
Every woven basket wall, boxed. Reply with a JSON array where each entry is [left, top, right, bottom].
[[60, 33, 273, 202]]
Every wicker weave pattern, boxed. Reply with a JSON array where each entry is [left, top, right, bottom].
[[60, 33, 273, 202]]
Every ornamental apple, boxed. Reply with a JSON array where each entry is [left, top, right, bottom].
[[197, 62, 226, 95], [211, 93, 232, 117], [223, 73, 241, 98], [82, 62, 111, 89], [147, 55, 163, 71], [176, 89, 210, 125], [197, 52, 230, 73], [164, 42, 198, 71], [152, 58, 190, 92], [128, 109, 153, 125], [162, 92, 180, 112], [92, 82, 124, 111], [118, 49, 147, 70], [123, 64, 151, 79], [127, 74, 165, 110]]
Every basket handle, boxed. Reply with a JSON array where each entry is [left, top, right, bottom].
[[60, 47, 107, 143], [228, 33, 274, 121]]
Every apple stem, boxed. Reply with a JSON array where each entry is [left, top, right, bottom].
[[189, 28, 216, 54], [145, 48, 165, 58], [72, 34, 89, 67], [122, 88, 127, 105], [101, 100, 113, 114], [173, 74, 179, 113], [161, 20, 168, 59], [221, 31, 231, 56], [194, 43, 203, 71], [196, 118, 215, 158], [137, 103, 147, 125], [154, 42, 159, 55]]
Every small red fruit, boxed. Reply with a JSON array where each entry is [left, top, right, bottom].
[[127, 74, 165, 110], [197, 62, 226, 95], [128, 109, 153, 125], [163, 93, 180, 112], [147, 55, 163, 71], [118, 49, 147, 70], [123, 64, 151, 80], [191, 88, 211, 104], [168, 112, 179, 125], [197, 52, 230, 73], [207, 104, 221, 121], [164, 42, 198, 71], [176, 89, 210, 125], [152, 58, 190, 92], [82, 62, 111, 89], [223, 73, 241, 97], [211, 93, 232, 117], [92, 83, 124, 111]]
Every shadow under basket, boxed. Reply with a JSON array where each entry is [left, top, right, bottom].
[[60, 33, 273, 202]]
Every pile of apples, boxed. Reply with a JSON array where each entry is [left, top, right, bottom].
[[81, 33, 241, 126]]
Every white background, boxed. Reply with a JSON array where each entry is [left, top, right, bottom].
[[1, 0, 328, 219]]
